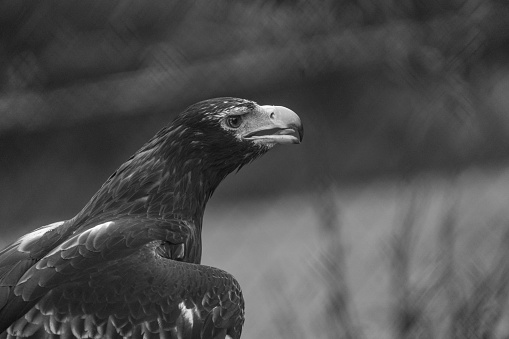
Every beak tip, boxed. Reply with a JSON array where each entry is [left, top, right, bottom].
[[271, 105, 303, 143], [292, 125, 303, 144], [257, 104, 303, 145]]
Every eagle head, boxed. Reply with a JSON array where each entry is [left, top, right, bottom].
[[177, 97, 303, 146], [161, 97, 303, 174], [80, 97, 303, 222]]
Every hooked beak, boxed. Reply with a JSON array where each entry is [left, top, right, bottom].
[[243, 105, 303, 145]]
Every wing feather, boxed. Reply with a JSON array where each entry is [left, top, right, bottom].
[[0, 216, 197, 335], [4, 242, 243, 339], [0, 221, 70, 329], [1, 216, 242, 339]]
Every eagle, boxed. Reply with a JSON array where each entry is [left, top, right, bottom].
[[0, 97, 303, 339]]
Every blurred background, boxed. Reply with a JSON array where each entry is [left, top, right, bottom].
[[2, 0, 509, 338]]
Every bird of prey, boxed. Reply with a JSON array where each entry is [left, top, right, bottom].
[[0, 97, 303, 339]]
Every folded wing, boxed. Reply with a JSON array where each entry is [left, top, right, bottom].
[[0, 217, 242, 339]]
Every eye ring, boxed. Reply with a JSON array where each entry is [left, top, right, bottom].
[[225, 116, 242, 129]]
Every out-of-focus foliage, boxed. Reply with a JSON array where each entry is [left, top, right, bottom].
[[2, 0, 509, 229], [2, 0, 509, 132], [4, 1, 509, 339]]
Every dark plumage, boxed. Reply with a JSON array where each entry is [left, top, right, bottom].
[[0, 98, 303, 339]]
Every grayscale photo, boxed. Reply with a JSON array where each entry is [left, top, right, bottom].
[[0, 1, 508, 338]]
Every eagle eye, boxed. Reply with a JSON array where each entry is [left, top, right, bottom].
[[225, 116, 242, 129]]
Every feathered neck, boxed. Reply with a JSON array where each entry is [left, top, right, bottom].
[[74, 121, 265, 228]]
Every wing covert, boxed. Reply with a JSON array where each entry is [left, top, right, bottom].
[[7, 242, 244, 339], [0, 217, 200, 335]]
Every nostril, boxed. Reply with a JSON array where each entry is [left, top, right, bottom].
[[270, 112, 275, 119]]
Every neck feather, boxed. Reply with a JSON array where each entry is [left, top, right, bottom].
[[74, 124, 257, 228]]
